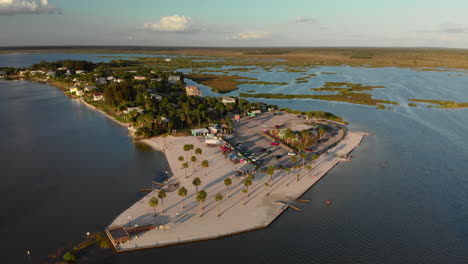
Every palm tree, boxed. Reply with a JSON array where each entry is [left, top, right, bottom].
[[157, 189, 166, 213], [188, 144, 195, 157], [296, 173, 301, 182], [178, 156, 184, 168], [183, 162, 189, 177], [264, 182, 270, 196], [201, 160, 209, 176], [191, 156, 197, 172], [196, 190, 207, 217], [148, 196, 159, 216], [224, 178, 232, 198], [192, 177, 201, 192], [306, 165, 312, 177], [300, 153, 307, 168], [319, 128, 326, 140], [183, 144, 191, 160], [242, 189, 248, 205], [243, 177, 252, 196], [312, 154, 319, 165], [266, 165, 275, 182], [215, 193, 223, 217], [177, 186, 188, 210], [290, 156, 298, 164], [195, 147, 202, 156]]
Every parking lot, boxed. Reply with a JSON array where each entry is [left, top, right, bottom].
[[225, 112, 342, 170]]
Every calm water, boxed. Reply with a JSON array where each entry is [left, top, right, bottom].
[[1, 54, 467, 263]]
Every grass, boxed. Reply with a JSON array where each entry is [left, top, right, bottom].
[[408, 98, 468, 108], [239, 91, 398, 106], [6, 47, 468, 69], [311, 82, 385, 92], [186, 73, 287, 93]]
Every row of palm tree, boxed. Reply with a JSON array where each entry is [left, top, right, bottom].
[[148, 157, 318, 218]]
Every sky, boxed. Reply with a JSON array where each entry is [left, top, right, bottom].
[[1, 0, 468, 48]]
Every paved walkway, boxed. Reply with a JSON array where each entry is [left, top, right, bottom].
[[107, 120, 366, 251]]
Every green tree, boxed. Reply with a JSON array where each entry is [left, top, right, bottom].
[[296, 173, 301, 182], [191, 156, 197, 172], [266, 165, 275, 182], [196, 190, 207, 217], [300, 153, 307, 168], [215, 193, 223, 217], [224, 177, 232, 198], [195, 147, 202, 156], [158, 189, 167, 213], [318, 128, 326, 140], [148, 196, 159, 216], [306, 165, 312, 177], [178, 156, 184, 168], [290, 156, 298, 163], [178, 187, 188, 210], [183, 144, 191, 160], [63, 251, 77, 262], [201, 160, 209, 176], [243, 177, 252, 197], [192, 177, 201, 192], [183, 162, 189, 177]]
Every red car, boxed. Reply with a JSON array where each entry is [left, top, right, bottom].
[[270, 142, 280, 146], [305, 148, 314, 152], [259, 148, 267, 152], [274, 125, 281, 128]]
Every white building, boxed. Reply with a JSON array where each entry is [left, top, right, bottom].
[[185, 86, 201, 96], [221, 96, 236, 104], [95, 77, 107, 85], [114, 78, 125, 83], [84, 85, 97, 92], [123, 107, 144, 114], [165, 58, 172, 62], [0, 71, 6, 77], [107, 76, 115, 81], [93, 93, 104, 101], [134, 76, 146, 81], [168, 75, 181, 84], [76, 70, 86, 75]]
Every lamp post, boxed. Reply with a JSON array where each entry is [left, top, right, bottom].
[[128, 216, 131, 227]]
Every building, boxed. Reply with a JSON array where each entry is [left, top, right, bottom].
[[0, 71, 6, 77], [168, 75, 181, 84], [95, 77, 107, 85], [76, 70, 86, 74], [150, 78, 162, 82], [134, 76, 146, 81], [114, 78, 125, 83], [93, 93, 104, 101], [107, 76, 115, 81], [185, 86, 201, 96], [221, 96, 236, 104], [75, 90, 84, 96], [123, 107, 144, 114], [165, 58, 172, 62], [84, 85, 97, 92], [19, 71, 28, 76], [191, 128, 209, 136], [149, 93, 162, 101], [69, 87, 80, 93], [46, 70, 56, 77]]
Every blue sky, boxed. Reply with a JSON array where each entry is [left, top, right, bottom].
[[1, 0, 468, 48]]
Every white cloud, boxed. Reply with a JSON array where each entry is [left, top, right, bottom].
[[289, 17, 318, 24], [229, 31, 271, 40], [144, 15, 192, 32], [0, 0, 59, 15]]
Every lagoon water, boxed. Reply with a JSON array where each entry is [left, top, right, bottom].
[[1, 54, 467, 263]]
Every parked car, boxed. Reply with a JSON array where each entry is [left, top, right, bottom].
[[271, 142, 280, 146], [274, 125, 281, 128], [288, 152, 297, 156], [267, 150, 273, 154], [275, 155, 283, 160], [259, 148, 267, 152], [305, 148, 314, 152]]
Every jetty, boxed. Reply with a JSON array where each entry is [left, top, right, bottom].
[[105, 113, 366, 252]]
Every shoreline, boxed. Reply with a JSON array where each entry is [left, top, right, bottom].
[[106, 114, 367, 252]]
